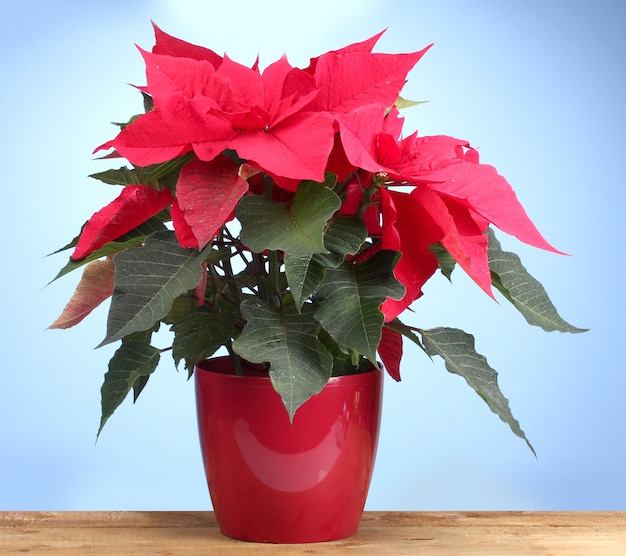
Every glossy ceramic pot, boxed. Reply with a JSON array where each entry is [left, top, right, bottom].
[[194, 356, 383, 543]]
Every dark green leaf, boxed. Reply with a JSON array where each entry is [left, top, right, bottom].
[[318, 214, 367, 266], [98, 339, 160, 436], [232, 298, 333, 421], [171, 306, 235, 371], [141, 91, 153, 113], [284, 215, 367, 311], [161, 295, 199, 325], [89, 167, 147, 186], [318, 328, 371, 376], [284, 253, 325, 311], [133, 374, 150, 402], [488, 228, 587, 333], [420, 326, 535, 455], [237, 180, 341, 256], [49, 217, 168, 282], [141, 152, 195, 185], [385, 319, 427, 353], [314, 250, 405, 362], [99, 231, 209, 346], [429, 243, 456, 281]]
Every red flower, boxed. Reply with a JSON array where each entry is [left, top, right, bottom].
[[95, 28, 430, 187], [332, 110, 562, 320]]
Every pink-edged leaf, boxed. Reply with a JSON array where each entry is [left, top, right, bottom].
[[379, 325, 403, 381], [176, 157, 249, 249], [229, 111, 335, 180], [151, 22, 223, 67], [48, 258, 115, 329], [312, 46, 431, 113], [95, 95, 232, 167], [71, 185, 173, 261], [413, 187, 494, 298], [423, 158, 564, 254]]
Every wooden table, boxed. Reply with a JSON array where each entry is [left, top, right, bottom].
[[1, 511, 624, 554]]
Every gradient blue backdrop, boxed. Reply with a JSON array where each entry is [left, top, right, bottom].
[[2, 0, 624, 510]]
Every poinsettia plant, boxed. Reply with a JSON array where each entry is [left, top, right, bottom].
[[50, 24, 584, 449]]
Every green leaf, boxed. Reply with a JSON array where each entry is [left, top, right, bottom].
[[319, 214, 368, 266], [429, 243, 456, 281], [98, 231, 209, 347], [284, 253, 325, 311], [49, 217, 168, 282], [141, 152, 195, 183], [395, 95, 428, 110], [98, 339, 160, 436], [232, 298, 333, 421], [171, 306, 235, 371], [89, 166, 147, 186], [132, 374, 150, 402], [318, 328, 371, 376], [285, 215, 367, 311], [161, 295, 199, 325], [141, 91, 153, 113], [237, 180, 341, 256], [488, 228, 587, 333], [420, 326, 535, 455], [314, 250, 405, 363], [385, 319, 427, 353]]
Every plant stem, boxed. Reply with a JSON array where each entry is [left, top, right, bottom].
[[226, 341, 244, 376]]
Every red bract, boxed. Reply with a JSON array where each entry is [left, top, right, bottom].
[[96, 94, 233, 166], [380, 189, 440, 320], [304, 30, 385, 74], [151, 22, 223, 67], [95, 28, 431, 187], [378, 325, 403, 381], [419, 155, 564, 255], [71, 185, 173, 261], [309, 46, 432, 113], [173, 156, 248, 250]]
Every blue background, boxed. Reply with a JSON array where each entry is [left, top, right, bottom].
[[2, 0, 624, 510]]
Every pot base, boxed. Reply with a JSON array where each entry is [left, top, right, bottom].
[[195, 356, 383, 543]]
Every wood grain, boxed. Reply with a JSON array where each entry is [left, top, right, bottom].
[[1, 511, 624, 555]]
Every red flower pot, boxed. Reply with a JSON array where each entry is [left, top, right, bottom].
[[194, 356, 383, 543]]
